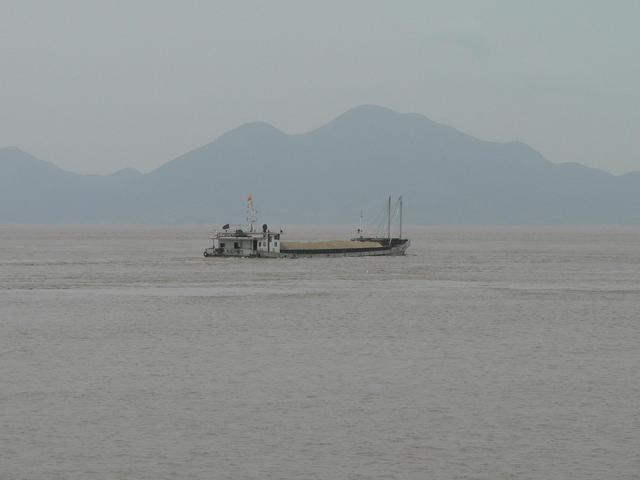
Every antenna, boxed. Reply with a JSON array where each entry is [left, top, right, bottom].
[[387, 195, 391, 244], [246, 194, 257, 232], [399, 196, 403, 240]]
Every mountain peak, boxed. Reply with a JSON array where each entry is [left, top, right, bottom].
[[1, 145, 34, 158], [0, 146, 59, 170], [327, 105, 402, 127], [226, 121, 285, 138], [110, 167, 143, 177], [323, 104, 449, 130], [342, 104, 399, 117]]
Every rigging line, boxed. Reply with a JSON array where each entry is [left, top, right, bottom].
[[388, 197, 400, 227], [372, 202, 387, 234], [368, 197, 402, 238]]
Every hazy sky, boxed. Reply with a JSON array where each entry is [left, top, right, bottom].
[[1, 0, 638, 174]]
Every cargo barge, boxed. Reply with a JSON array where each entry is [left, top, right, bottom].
[[203, 196, 409, 258]]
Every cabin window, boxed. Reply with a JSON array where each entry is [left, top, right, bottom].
[[220, 242, 225, 248], [275, 234, 280, 240], [274, 241, 278, 246], [234, 242, 240, 249]]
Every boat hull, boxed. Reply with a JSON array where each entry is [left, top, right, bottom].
[[204, 240, 410, 258], [275, 240, 409, 258]]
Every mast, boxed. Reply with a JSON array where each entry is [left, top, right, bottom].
[[358, 209, 364, 236], [399, 196, 403, 240], [246, 194, 257, 232], [387, 195, 391, 244]]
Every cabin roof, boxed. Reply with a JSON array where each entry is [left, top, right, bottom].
[[211, 231, 278, 239]]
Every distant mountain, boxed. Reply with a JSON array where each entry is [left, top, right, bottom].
[[2, 106, 640, 225], [0, 146, 143, 223]]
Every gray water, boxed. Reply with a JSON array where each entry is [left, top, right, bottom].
[[1, 225, 639, 479]]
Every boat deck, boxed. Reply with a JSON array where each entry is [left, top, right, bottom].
[[280, 240, 384, 251]]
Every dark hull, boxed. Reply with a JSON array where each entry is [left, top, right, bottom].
[[274, 239, 410, 258]]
